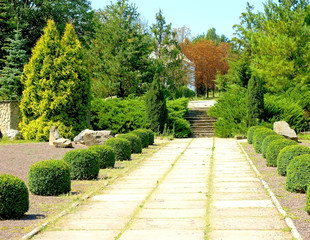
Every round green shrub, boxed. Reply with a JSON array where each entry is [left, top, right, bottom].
[[286, 154, 310, 193], [28, 160, 71, 196], [131, 129, 149, 148], [252, 128, 275, 153], [63, 149, 99, 180], [144, 129, 155, 145], [247, 126, 265, 144], [88, 145, 116, 168], [277, 145, 310, 176], [266, 139, 298, 167], [306, 182, 310, 214], [261, 134, 285, 158], [0, 174, 29, 219], [117, 134, 142, 154], [105, 138, 131, 161]]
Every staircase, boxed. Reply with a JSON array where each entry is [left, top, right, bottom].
[[185, 107, 216, 138]]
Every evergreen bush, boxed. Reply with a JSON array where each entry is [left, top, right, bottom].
[[117, 133, 142, 154], [105, 138, 131, 161], [261, 134, 285, 158], [144, 129, 155, 145], [253, 128, 275, 153], [0, 174, 29, 219], [63, 149, 99, 180], [306, 182, 310, 214], [247, 126, 265, 144], [277, 145, 310, 176], [286, 154, 310, 193], [131, 129, 149, 148], [266, 139, 298, 167], [145, 79, 168, 133], [88, 145, 116, 168], [28, 160, 71, 196]]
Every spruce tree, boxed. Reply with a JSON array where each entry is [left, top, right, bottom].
[[0, 28, 27, 100], [19, 20, 90, 141], [145, 77, 168, 133], [247, 75, 264, 126]]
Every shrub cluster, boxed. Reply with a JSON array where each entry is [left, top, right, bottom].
[[252, 128, 275, 153], [277, 145, 310, 176], [144, 129, 155, 145], [105, 138, 131, 161], [266, 139, 298, 167], [247, 126, 265, 144], [88, 145, 116, 168], [306, 183, 310, 214], [28, 160, 71, 196], [286, 154, 310, 193], [117, 133, 142, 154], [63, 149, 99, 180], [0, 174, 29, 219], [261, 134, 285, 158], [131, 129, 149, 148]]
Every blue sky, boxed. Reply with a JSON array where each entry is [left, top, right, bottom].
[[90, 0, 266, 39]]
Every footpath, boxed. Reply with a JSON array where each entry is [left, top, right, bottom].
[[33, 138, 293, 240]]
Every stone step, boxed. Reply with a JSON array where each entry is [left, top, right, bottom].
[[192, 132, 215, 137], [185, 116, 216, 121]]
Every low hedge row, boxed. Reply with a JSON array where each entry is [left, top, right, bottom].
[[252, 128, 275, 153], [117, 133, 142, 154], [89, 145, 116, 168], [262, 135, 285, 158], [105, 138, 131, 161], [247, 126, 265, 144]]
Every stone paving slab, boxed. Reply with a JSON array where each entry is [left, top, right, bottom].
[[144, 200, 206, 209], [211, 207, 281, 217], [119, 230, 204, 240], [35, 231, 118, 240]]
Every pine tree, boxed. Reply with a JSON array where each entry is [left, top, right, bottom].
[[247, 75, 264, 126], [145, 77, 168, 133], [19, 20, 90, 141], [0, 28, 27, 100]]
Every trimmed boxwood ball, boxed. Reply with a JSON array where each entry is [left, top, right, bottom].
[[261, 134, 285, 158], [253, 128, 275, 153], [131, 129, 149, 148], [144, 129, 155, 145], [28, 160, 71, 196], [0, 174, 29, 219], [286, 154, 310, 193], [266, 139, 298, 167], [247, 126, 265, 144], [306, 183, 310, 214], [63, 149, 99, 180], [117, 134, 142, 154], [105, 138, 131, 161], [277, 145, 310, 176], [88, 145, 116, 168]]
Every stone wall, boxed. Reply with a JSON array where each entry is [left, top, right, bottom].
[[0, 101, 20, 133]]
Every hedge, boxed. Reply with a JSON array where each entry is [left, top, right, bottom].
[[266, 139, 298, 167], [28, 160, 71, 196], [131, 129, 149, 148], [88, 145, 116, 168], [105, 138, 131, 161], [117, 133, 142, 154], [252, 128, 275, 153], [63, 149, 99, 180], [261, 134, 285, 158], [247, 126, 265, 144], [277, 145, 310, 176], [0, 174, 29, 219], [306, 183, 310, 214], [144, 129, 155, 145], [286, 154, 310, 193]]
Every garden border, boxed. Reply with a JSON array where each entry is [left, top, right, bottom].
[[237, 140, 303, 240]]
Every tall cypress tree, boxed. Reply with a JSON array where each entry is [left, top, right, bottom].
[[246, 75, 264, 126], [145, 77, 168, 133], [0, 28, 27, 100]]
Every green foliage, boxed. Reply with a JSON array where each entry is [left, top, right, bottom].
[[284, 84, 310, 111], [88, 145, 116, 168], [306, 182, 310, 214], [88, 0, 152, 98], [266, 139, 298, 167], [166, 98, 192, 138], [145, 79, 168, 133], [131, 129, 149, 148], [19, 21, 91, 141], [90, 97, 149, 134], [174, 86, 196, 99], [63, 149, 99, 180], [0, 28, 27, 100], [246, 75, 264, 126], [0, 174, 29, 219], [117, 133, 142, 154], [277, 145, 310, 176], [264, 94, 307, 132], [208, 85, 247, 137], [261, 134, 285, 158], [144, 129, 155, 145], [253, 128, 275, 153], [286, 154, 310, 193], [105, 138, 131, 161], [247, 126, 265, 144], [28, 160, 71, 196]]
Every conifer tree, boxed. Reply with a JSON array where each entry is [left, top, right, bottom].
[[145, 77, 168, 133], [19, 20, 90, 141], [0, 28, 27, 100], [246, 75, 264, 126]]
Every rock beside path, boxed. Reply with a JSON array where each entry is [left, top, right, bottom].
[[274, 121, 298, 142], [49, 126, 60, 145], [53, 138, 73, 148], [83, 130, 114, 146], [74, 129, 93, 144], [4, 129, 21, 140]]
